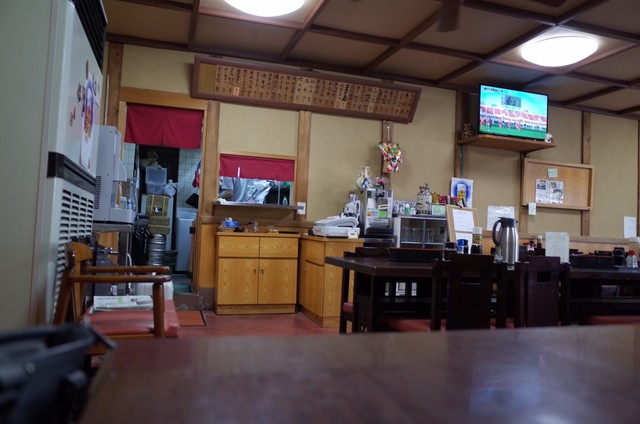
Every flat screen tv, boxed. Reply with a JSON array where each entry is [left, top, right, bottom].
[[478, 84, 548, 141]]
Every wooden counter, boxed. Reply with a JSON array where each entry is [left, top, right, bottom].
[[215, 232, 300, 315], [298, 235, 364, 328]]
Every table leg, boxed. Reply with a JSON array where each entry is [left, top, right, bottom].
[[339, 268, 350, 334], [495, 264, 509, 328]]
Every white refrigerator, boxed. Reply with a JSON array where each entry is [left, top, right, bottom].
[[0, 0, 106, 328]]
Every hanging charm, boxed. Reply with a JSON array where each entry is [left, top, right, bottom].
[[378, 141, 403, 173]]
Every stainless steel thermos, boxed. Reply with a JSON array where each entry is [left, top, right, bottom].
[[492, 217, 519, 268]]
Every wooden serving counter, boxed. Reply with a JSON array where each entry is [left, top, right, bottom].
[[298, 235, 364, 328], [215, 232, 300, 315]]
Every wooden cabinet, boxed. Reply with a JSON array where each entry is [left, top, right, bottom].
[[215, 233, 299, 314], [298, 236, 363, 328]]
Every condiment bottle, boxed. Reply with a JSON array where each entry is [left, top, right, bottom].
[[444, 242, 457, 260], [471, 226, 483, 254], [626, 250, 638, 268]]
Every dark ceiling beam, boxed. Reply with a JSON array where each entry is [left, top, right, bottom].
[[278, 0, 330, 61], [363, 10, 441, 71], [618, 105, 640, 115], [405, 43, 483, 61], [567, 72, 629, 88], [116, 0, 193, 12], [556, 0, 612, 25], [563, 86, 624, 105], [561, 21, 640, 44], [463, 0, 557, 25], [106, 33, 188, 52], [307, 25, 398, 47], [187, 0, 201, 51]]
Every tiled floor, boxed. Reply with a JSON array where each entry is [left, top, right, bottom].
[[179, 311, 338, 337]]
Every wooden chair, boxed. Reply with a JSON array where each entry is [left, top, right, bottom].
[[513, 256, 571, 327], [53, 241, 179, 352], [389, 254, 497, 332], [341, 247, 390, 333]]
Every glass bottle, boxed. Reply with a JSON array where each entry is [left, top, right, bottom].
[[626, 250, 638, 268]]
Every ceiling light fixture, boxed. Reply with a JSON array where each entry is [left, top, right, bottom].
[[224, 0, 305, 17], [521, 36, 598, 67]]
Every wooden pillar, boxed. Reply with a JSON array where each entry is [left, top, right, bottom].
[[581, 112, 591, 236], [296, 111, 311, 220], [105, 42, 123, 126], [380, 120, 392, 188]]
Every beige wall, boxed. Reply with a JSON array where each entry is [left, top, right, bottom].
[[219, 103, 298, 156], [118, 44, 639, 239], [120, 45, 197, 94], [590, 114, 638, 238]]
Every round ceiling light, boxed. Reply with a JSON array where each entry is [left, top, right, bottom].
[[521, 36, 598, 67], [224, 0, 305, 17]]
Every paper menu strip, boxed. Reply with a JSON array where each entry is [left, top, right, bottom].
[[545, 232, 570, 263]]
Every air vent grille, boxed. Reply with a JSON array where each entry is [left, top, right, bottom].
[[72, 0, 107, 69], [52, 187, 95, 320]]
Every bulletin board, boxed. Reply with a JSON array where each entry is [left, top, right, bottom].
[[521, 158, 594, 210], [446, 205, 478, 245]]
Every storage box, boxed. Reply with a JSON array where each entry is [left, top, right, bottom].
[[146, 195, 169, 216], [146, 166, 167, 185], [146, 167, 167, 195]]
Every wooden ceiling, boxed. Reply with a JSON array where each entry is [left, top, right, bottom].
[[104, 0, 640, 120]]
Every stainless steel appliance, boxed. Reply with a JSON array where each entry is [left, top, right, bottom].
[[94, 126, 136, 224], [359, 188, 395, 246], [492, 217, 519, 269]]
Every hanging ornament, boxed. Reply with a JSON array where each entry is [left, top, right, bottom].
[[378, 141, 402, 173]]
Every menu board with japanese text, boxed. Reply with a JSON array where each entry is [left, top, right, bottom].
[[192, 57, 421, 122]]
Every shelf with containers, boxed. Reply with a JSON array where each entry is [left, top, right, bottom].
[[393, 215, 448, 249]]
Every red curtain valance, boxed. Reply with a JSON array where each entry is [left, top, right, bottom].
[[219, 154, 295, 181], [124, 104, 203, 149]]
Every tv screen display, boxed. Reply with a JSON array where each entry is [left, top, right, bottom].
[[478, 84, 548, 141]]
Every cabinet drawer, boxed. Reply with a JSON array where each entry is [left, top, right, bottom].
[[304, 240, 326, 265], [260, 237, 298, 258], [218, 236, 259, 257]]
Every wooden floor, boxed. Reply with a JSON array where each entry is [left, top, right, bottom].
[[178, 311, 338, 337]]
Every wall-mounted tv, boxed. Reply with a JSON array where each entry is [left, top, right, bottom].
[[478, 84, 548, 141]]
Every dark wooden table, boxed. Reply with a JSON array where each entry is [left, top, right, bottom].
[[80, 325, 640, 424], [325, 256, 433, 332], [569, 266, 640, 320]]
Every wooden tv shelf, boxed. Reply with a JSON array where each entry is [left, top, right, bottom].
[[458, 134, 556, 153]]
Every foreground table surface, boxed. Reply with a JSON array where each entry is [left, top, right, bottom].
[[81, 325, 640, 424]]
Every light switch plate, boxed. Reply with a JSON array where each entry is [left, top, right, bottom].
[[528, 202, 536, 215], [297, 202, 306, 215]]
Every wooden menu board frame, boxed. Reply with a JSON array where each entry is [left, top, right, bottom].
[[191, 57, 421, 122], [521, 158, 594, 210], [446, 205, 478, 244]]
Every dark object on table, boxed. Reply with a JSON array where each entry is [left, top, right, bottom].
[[569, 254, 615, 269], [0, 324, 97, 424], [389, 247, 442, 263]]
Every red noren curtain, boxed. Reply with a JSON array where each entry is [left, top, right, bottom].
[[219, 154, 295, 181], [124, 104, 203, 149]]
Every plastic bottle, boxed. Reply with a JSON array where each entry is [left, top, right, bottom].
[[471, 226, 483, 254], [626, 250, 638, 268], [282, 196, 288, 205]]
